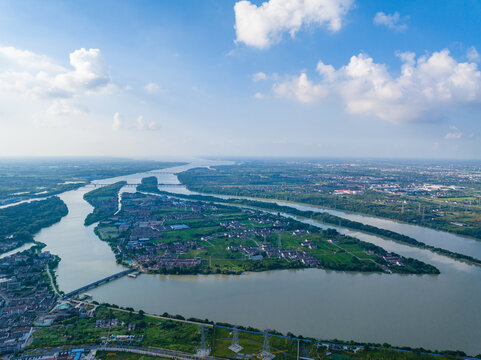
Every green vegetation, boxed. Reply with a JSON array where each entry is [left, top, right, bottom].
[[137, 176, 162, 194], [0, 196, 68, 253], [0, 158, 185, 205], [29, 305, 470, 360], [84, 181, 126, 225], [178, 161, 481, 239], [30, 306, 205, 353], [158, 191, 481, 268], [95, 188, 439, 275]]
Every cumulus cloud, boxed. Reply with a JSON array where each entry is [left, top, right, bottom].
[[47, 99, 87, 117], [252, 72, 268, 81], [136, 115, 159, 130], [112, 113, 160, 131], [373, 11, 407, 31], [0, 46, 112, 114], [0, 46, 65, 71], [467, 46, 480, 63], [271, 49, 481, 122], [444, 125, 462, 139], [273, 73, 327, 102], [234, 0, 354, 49], [112, 112, 123, 131], [144, 82, 161, 93]]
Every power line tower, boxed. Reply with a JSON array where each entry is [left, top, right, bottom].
[[228, 326, 243, 353], [196, 325, 211, 357], [260, 330, 275, 360]]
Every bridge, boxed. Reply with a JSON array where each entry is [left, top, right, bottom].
[[64, 269, 136, 298], [87, 183, 179, 188]]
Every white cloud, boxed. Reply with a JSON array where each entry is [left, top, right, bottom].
[[112, 114, 160, 131], [0, 46, 65, 72], [444, 125, 462, 140], [467, 46, 480, 63], [0, 46, 112, 114], [112, 112, 123, 131], [234, 0, 354, 49], [373, 11, 407, 32], [252, 72, 268, 81], [144, 82, 161, 93], [271, 49, 481, 122], [136, 115, 159, 130], [254, 92, 264, 99], [47, 99, 87, 117], [273, 73, 326, 103]]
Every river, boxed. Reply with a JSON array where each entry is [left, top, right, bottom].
[[31, 160, 481, 355]]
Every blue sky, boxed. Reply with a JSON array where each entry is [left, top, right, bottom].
[[0, 0, 480, 159]]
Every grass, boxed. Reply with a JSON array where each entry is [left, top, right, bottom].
[[30, 306, 204, 353], [29, 306, 469, 360]]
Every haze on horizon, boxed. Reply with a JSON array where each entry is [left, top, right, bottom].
[[0, 0, 480, 159]]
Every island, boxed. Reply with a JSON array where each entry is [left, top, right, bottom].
[[87, 177, 439, 275]]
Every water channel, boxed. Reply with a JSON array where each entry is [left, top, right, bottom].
[[29, 161, 481, 355]]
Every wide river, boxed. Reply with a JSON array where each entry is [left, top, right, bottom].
[[33, 161, 481, 355]]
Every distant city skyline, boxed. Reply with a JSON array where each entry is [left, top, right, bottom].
[[0, 0, 480, 159]]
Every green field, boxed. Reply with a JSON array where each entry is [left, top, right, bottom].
[[177, 162, 481, 239], [93, 189, 440, 275]]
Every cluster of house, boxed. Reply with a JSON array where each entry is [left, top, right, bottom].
[[95, 318, 119, 328], [0, 238, 26, 254], [227, 243, 320, 267], [221, 217, 289, 239], [220, 220, 247, 230], [127, 239, 200, 254], [0, 250, 56, 354], [124, 238, 203, 271], [145, 256, 202, 270], [95, 318, 137, 332], [382, 253, 403, 266], [101, 193, 325, 272], [223, 227, 285, 240]]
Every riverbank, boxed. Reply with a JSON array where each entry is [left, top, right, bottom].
[[27, 304, 481, 359], [29, 161, 481, 354]]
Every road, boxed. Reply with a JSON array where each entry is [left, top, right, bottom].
[[100, 345, 225, 360], [46, 265, 61, 297], [21, 344, 226, 360]]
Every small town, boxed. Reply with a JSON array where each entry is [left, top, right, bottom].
[[0, 248, 56, 353]]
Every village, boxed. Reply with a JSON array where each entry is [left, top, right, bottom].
[[91, 191, 421, 275]]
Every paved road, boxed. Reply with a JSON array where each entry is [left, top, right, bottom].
[[96, 345, 225, 360], [46, 265, 61, 297]]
